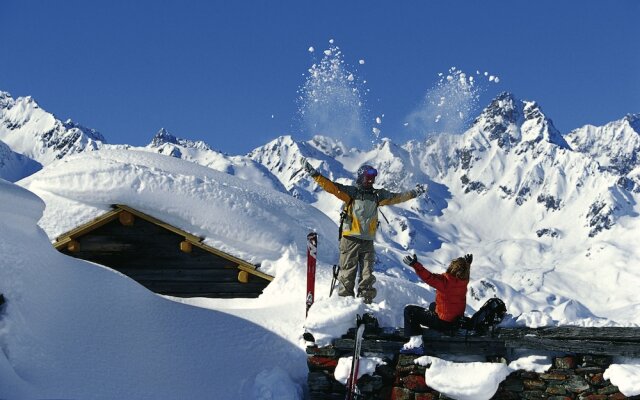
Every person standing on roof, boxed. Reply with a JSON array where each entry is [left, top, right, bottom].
[[303, 159, 427, 304]]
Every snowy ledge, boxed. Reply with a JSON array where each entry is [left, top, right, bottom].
[[306, 325, 640, 399]]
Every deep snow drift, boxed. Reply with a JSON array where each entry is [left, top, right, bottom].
[[2, 138, 640, 397], [0, 179, 307, 399]]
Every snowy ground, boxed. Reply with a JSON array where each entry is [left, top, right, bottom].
[[1, 149, 639, 398]]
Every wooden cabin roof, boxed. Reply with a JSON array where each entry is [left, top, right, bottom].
[[53, 204, 273, 283]]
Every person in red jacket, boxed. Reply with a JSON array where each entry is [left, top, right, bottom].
[[400, 253, 472, 354]]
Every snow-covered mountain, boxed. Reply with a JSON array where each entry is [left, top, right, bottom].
[[249, 93, 633, 243], [243, 93, 640, 321], [248, 135, 357, 203], [566, 113, 640, 178], [410, 92, 628, 238], [0, 91, 106, 167], [144, 128, 287, 192], [5, 87, 640, 320], [0, 138, 41, 181], [3, 88, 640, 399]]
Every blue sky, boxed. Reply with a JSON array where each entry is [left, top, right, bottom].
[[2, 1, 639, 154]]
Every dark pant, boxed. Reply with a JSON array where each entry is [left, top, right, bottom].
[[404, 303, 457, 337], [338, 236, 376, 302]]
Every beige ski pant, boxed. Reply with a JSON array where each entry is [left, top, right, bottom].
[[338, 236, 377, 303]]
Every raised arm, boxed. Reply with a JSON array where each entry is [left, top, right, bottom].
[[312, 174, 352, 202], [402, 253, 447, 291], [378, 183, 428, 206], [303, 159, 352, 202]]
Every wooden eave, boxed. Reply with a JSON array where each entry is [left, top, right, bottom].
[[53, 209, 121, 250], [52, 204, 273, 282]]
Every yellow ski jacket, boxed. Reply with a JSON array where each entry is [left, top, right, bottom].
[[312, 174, 419, 241]]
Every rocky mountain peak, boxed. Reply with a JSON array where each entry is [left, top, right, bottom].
[[624, 113, 640, 133], [150, 128, 179, 147], [521, 101, 569, 149], [0, 91, 14, 108], [471, 92, 569, 151], [149, 128, 212, 151], [472, 92, 522, 149], [0, 92, 106, 165], [479, 92, 519, 122], [63, 119, 107, 143]]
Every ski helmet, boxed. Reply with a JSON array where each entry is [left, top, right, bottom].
[[356, 164, 378, 186]]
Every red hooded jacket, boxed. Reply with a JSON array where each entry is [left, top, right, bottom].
[[412, 262, 469, 322]]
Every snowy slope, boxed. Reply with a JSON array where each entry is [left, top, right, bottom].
[[0, 91, 106, 166], [3, 89, 640, 398], [0, 179, 307, 399], [8, 89, 640, 324], [0, 139, 40, 181]]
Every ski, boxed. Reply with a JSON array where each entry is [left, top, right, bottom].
[[345, 315, 365, 400], [306, 232, 318, 317]]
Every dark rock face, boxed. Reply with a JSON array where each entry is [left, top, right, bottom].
[[149, 128, 212, 151], [587, 201, 615, 237], [537, 194, 562, 211], [536, 228, 560, 238], [460, 174, 487, 194], [476, 92, 522, 151]]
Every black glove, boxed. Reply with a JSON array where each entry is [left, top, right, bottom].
[[402, 254, 418, 267], [463, 253, 473, 265], [302, 158, 319, 177]]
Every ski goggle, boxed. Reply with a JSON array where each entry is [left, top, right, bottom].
[[363, 167, 378, 179]]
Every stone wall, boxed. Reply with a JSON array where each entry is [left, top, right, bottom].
[[307, 338, 639, 399]]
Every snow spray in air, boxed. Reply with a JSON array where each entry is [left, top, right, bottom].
[[297, 40, 372, 148], [406, 67, 500, 139]]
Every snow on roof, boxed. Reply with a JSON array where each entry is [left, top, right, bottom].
[[0, 178, 308, 399], [18, 149, 339, 276]]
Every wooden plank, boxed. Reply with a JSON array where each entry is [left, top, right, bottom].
[[415, 327, 640, 357], [335, 337, 506, 357], [64, 219, 241, 270], [143, 281, 267, 294], [188, 239, 273, 282], [71, 244, 238, 269], [506, 337, 640, 357], [165, 292, 262, 299], [116, 205, 273, 281], [53, 209, 120, 249], [498, 327, 640, 341], [334, 338, 404, 354], [55, 205, 274, 298], [114, 205, 201, 242], [118, 268, 243, 282], [54, 204, 274, 282], [423, 341, 507, 356]]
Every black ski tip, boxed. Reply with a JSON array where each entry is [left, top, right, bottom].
[[303, 332, 316, 342], [0, 293, 4, 307]]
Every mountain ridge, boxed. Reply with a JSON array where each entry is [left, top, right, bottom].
[[3, 88, 638, 243], [7, 88, 640, 320], [0, 91, 106, 169]]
